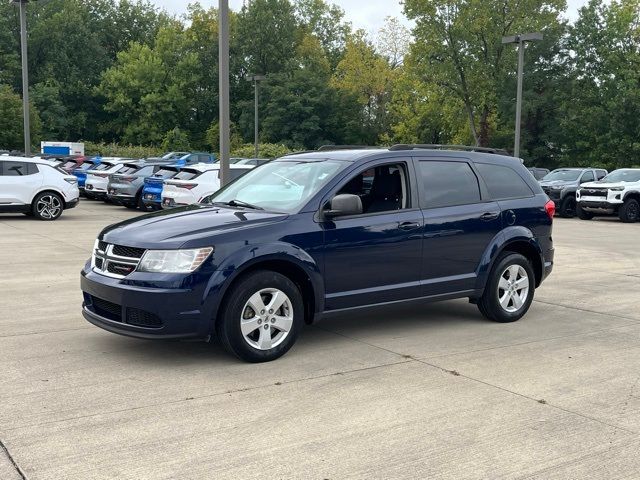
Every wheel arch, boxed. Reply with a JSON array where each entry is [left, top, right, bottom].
[[475, 228, 544, 292], [29, 188, 66, 208], [205, 247, 324, 333]]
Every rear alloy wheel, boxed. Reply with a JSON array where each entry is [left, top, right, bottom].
[[216, 270, 303, 362], [32, 192, 63, 221], [618, 198, 640, 223], [559, 196, 576, 218], [478, 253, 535, 323]]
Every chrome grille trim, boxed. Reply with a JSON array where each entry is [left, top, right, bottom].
[[92, 242, 145, 279]]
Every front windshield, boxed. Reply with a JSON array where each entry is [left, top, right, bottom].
[[602, 170, 640, 183], [206, 160, 347, 213], [542, 169, 581, 181]]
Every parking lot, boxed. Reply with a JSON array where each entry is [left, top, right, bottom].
[[1, 201, 640, 479]]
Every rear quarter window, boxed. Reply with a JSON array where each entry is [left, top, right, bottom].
[[476, 163, 534, 199], [418, 160, 481, 208]]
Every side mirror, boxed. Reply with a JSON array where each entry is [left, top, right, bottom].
[[324, 194, 362, 218]]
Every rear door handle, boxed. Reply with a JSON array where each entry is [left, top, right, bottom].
[[398, 221, 421, 231], [480, 212, 500, 221]]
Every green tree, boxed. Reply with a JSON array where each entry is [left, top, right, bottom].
[[98, 26, 200, 145], [404, 0, 566, 147], [295, 0, 351, 65], [558, 0, 640, 169], [0, 85, 41, 150], [162, 127, 191, 151]]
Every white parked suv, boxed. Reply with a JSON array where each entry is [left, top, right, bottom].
[[576, 168, 640, 222], [161, 164, 254, 208], [0, 156, 80, 220], [84, 158, 136, 200]]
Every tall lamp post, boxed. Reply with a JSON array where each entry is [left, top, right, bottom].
[[245, 74, 266, 158], [218, 0, 230, 186], [13, 0, 34, 155], [502, 32, 543, 158]]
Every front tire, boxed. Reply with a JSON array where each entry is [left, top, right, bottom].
[[32, 192, 63, 221], [216, 270, 304, 362], [559, 196, 576, 218], [478, 253, 535, 323], [618, 198, 640, 223], [577, 204, 594, 220]]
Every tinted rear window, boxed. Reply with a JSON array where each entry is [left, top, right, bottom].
[[476, 163, 534, 199], [93, 163, 114, 171], [117, 165, 141, 175], [418, 161, 481, 208], [154, 168, 178, 178], [61, 161, 77, 169], [174, 169, 202, 180]]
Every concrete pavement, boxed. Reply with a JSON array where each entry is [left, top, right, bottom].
[[1, 203, 639, 479]]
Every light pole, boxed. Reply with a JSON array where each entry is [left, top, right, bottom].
[[245, 74, 266, 158], [218, 0, 230, 186], [13, 0, 34, 155], [502, 32, 543, 158]]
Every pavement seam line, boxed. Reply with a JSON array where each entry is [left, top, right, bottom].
[[5, 359, 413, 432], [533, 298, 640, 323], [414, 357, 639, 436], [315, 326, 640, 435], [0, 438, 28, 480], [0, 327, 92, 339]]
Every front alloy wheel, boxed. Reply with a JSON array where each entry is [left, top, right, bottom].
[[217, 270, 303, 362], [241, 288, 294, 350]]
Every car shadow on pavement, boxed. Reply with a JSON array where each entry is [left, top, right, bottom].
[[89, 299, 485, 365]]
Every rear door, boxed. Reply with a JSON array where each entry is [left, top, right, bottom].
[[417, 158, 502, 296]]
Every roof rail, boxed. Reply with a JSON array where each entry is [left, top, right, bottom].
[[316, 145, 378, 152], [388, 144, 510, 155]]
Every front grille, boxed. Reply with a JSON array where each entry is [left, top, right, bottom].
[[90, 296, 122, 322], [112, 245, 145, 258], [127, 308, 163, 328], [581, 188, 608, 197], [92, 242, 145, 278]]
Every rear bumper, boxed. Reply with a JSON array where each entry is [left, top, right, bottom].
[[65, 198, 79, 210], [80, 268, 212, 340]]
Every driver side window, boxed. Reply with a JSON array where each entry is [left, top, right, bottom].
[[336, 163, 409, 214], [581, 171, 595, 183]]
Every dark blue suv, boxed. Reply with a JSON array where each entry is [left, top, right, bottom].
[[81, 146, 555, 362]]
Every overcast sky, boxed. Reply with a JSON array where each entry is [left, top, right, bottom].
[[151, 0, 590, 32]]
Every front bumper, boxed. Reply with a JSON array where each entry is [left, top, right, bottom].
[[81, 268, 212, 340], [578, 201, 617, 213]]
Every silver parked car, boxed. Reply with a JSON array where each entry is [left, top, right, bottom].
[[107, 162, 175, 210]]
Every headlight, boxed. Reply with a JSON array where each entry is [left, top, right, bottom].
[[137, 247, 213, 273], [551, 186, 564, 190], [609, 187, 624, 191]]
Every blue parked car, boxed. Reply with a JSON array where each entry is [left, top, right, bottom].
[[141, 165, 180, 210], [81, 145, 555, 362], [73, 156, 101, 192], [139, 153, 217, 210]]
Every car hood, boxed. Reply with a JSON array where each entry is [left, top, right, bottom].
[[539, 180, 575, 187], [100, 204, 288, 249], [580, 181, 633, 189]]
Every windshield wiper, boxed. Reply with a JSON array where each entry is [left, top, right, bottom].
[[213, 199, 264, 210]]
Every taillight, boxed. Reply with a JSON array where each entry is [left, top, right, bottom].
[[94, 173, 109, 178], [178, 183, 197, 190], [545, 200, 555, 220], [119, 176, 136, 182]]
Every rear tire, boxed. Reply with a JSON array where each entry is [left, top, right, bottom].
[[618, 198, 640, 223], [577, 204, 594, 220], [559, 196, 576, 218], [32, 192, 63, 221], [216, 270, 304, 362], [478, 253, 535, 323]]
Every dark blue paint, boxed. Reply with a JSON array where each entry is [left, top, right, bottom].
[[81, 149, 554, 340]]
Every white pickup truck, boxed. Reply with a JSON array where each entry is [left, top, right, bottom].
[[576, 168, 640, 222]]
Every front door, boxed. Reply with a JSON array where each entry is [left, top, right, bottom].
[[0, 161, 43, 205], [321, 160, 424, 311]]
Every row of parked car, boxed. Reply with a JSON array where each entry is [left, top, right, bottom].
[[538, 167, 640, 223], [0, 150, 268, 220]]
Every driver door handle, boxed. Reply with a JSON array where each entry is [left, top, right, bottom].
[[480, 212, 500, 221], [398, 221, 422, 231]]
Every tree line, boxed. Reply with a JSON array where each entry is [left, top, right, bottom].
[[0, 0, 638, 169]]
